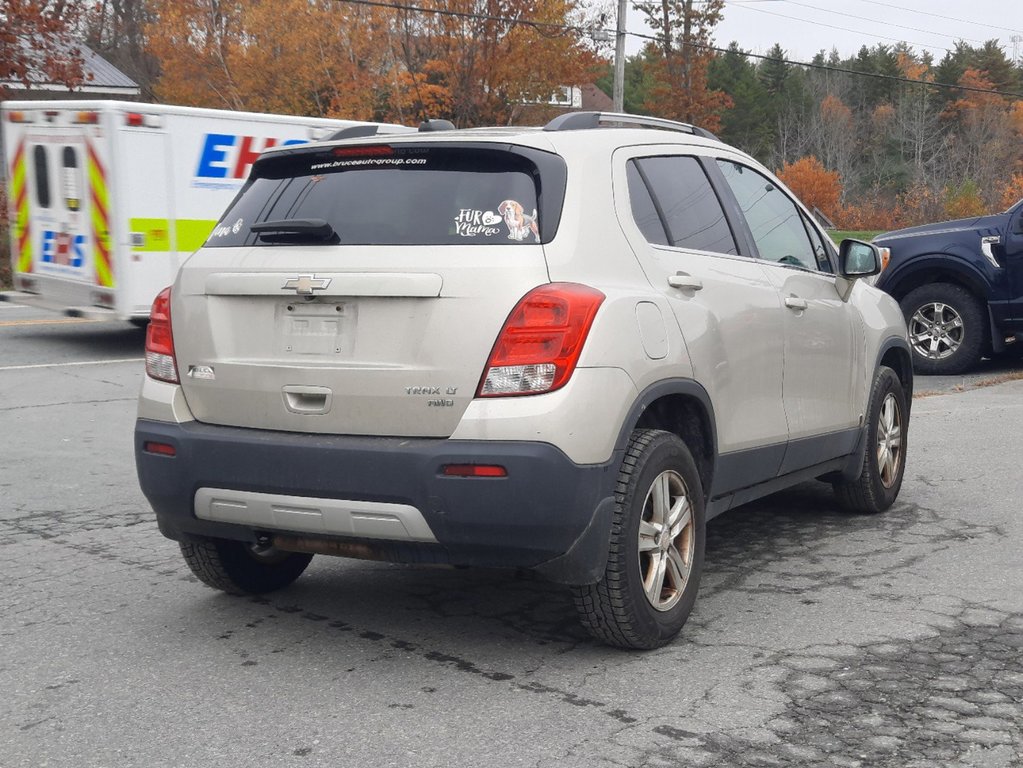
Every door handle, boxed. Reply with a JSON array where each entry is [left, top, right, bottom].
[[784, 296, 808, 311], [667, 272, 703, 291]]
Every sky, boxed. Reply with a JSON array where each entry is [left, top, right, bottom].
[[623, 0, 1023, 64]]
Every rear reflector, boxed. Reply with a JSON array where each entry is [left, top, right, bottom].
[[143, 441, 177, 457], [442, 464, 508, 478]]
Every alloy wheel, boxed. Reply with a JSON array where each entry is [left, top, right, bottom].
[[908, 302, 964, 360], [876, 392, 903, 489], [637, 470, 695, 612]]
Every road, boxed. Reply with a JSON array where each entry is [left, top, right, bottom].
[[2, 305, 1021, 767]]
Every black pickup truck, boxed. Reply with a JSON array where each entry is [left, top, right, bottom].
[[874, 198, 1023, 374]]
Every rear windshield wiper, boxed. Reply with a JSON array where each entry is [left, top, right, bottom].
[[250, 218, 337, 243]]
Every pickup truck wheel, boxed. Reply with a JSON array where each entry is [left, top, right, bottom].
[[833, 366, 907, 513], [180, 537, 313, 595], [572, 429, 705, 650], [900, 283, 985, 375]]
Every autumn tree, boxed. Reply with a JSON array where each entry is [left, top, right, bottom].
[[1, 0, 85, 97], [637, 0, 732, 131], [385, 0, 599, 126], [147, 0, 598, 125], [776, 156, 842, 218]]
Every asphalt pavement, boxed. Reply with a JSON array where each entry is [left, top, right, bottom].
[[1, 306, 1021, 767]]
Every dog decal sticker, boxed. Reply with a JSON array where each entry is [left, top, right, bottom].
[[498, 200, 540, 243]]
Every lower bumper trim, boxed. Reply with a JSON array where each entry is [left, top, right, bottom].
[[195, 487, 438, 543]]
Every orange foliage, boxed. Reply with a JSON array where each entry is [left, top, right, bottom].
[[820, 93, 853, 125], [896, 52, 931, 83], [945, 68, 1004, 118], [777, 156, 842, 218], [838, 185, 944, 232], [1011, 102, 1023, 136], [943, 181, 987, 219], [872, 103, 895, 129], [997, 174, 1023, 211], [147, 0, 598, 124]]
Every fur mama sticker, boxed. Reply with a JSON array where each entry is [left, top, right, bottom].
[[454, 203, 540, 242], [454, 208, 502, 237]]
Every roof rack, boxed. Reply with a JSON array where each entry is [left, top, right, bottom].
[[326, 124, 414, 141], [542, 111, 719, 141]]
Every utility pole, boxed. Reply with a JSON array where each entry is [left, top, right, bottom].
[[613, 0, 627, 112]]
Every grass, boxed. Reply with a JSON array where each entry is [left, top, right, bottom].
[[830, 230, 883, 243]]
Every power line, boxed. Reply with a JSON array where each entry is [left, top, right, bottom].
[[777, 0, 987, 46], [853, 0, 1023, 37], [723, 1, 957, 53], [333, 0, 1023, 100]]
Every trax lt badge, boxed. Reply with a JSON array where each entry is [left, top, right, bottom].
[[283, 275, 331, 295]]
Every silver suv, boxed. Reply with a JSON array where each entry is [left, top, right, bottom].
[[135, 112, 912, 649]]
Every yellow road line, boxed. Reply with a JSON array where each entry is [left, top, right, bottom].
[[0, 317, 103, 328]]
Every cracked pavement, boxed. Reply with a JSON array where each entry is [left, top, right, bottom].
[[1, 314, 1021, 767]]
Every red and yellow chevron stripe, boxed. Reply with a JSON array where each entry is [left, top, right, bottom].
[[10, 140, 32, 274], [86, 140, 114, 288]]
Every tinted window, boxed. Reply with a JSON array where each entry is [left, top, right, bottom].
[[206, 144, 566, 247], [33, 145, 51, 209], [716, 160, 817, 269], [631, 156, 737, 254], [626, 161, 668, 245]]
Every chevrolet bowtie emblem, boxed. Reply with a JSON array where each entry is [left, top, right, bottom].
[[283, 275, 331, 295]]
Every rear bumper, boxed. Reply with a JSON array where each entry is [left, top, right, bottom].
[[135, 418, 620, 584]]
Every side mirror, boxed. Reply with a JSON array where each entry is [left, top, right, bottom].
[[839, 239, 881, 278]]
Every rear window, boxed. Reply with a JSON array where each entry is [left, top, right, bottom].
[[205, 143, 567, 247]]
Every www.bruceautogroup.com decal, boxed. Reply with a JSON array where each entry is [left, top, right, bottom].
[[309, 156, 429, 170]]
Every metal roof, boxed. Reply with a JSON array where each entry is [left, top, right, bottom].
[[2, 39, 139, 94]]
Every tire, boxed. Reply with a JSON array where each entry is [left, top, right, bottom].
[[833, 366, 907, 514], [572, 429, 706, 650], [180, 537, 313, 595], [900, 283, 986, 375]]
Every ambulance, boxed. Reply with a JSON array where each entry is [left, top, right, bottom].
[[1, 100, 392, 321]]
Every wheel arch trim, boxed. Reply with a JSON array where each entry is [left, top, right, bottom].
[[612, 378, 718, 495], [880, 254, 989, 301]]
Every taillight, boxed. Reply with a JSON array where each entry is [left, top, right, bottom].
[[145, 287, 178, 383], [477, 283, 605, 397]]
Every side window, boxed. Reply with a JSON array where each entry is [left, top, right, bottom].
[[631, 156, 738, 254], [717, 159, 818, 270], [801, 212, 834, 273], [626, 161, 668, 245], [32, 145, 52, 209]]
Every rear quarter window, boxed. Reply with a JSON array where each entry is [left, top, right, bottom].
[[206, 144, 567, 247]]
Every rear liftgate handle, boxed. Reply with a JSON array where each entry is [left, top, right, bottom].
[[282, 385, 333, 415]]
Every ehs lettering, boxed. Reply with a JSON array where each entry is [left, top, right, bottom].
[[196, 134, 307, 179], [41, 230, 86, 268]]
